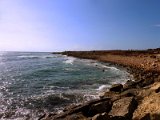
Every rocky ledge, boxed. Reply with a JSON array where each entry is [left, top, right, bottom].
[[40, 49, 160, 120]]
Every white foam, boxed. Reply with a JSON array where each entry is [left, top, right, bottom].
[[42, 55, 57, 58], [88, 61, 119, 71], [96, 85, 110, 91], [18, 55, 39, 59], [18, 55, 56, 59], [83, 94, 99, 101], [106, 66, 119, 71], [63, 57, 76, 65]]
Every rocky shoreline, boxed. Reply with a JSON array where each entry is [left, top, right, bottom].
[[40, 49, 160, 120]]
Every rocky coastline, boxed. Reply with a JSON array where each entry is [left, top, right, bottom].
[[40, 49, 160, 120]]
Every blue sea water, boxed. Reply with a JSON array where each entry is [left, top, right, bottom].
[[0, 52, 132, 119]]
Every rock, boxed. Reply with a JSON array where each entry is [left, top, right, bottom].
[[65, 112, 88, 120], [38, 113, 46, 120], [139, 113, 151, 120], [141, 79, 154, 87], [101, 91, 121, 102], [102, 91, 119, 98], [108, 97, 137, 120], [123, 80, 140, 90], [110, 84, 123, 92], [63, 104, 80, 112], [88, 100, 112, 116], [124, 78, 154, 89], [155, 86, 160, 93], [120, 89, 138, 97], [48, 98, 111, 119], [92, 113, 110, 120], [150, 113, 160, 120], [134, 113, 160, 120]]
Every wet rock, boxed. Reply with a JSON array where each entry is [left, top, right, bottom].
[[110, 84, 123, 92], [108, 97, 137, 120], [38, 113, 46, 120], [63, 104, 80, 112], [88, 100, 112, 116]]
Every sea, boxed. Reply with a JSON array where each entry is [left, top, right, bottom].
[[0, 52, 132, 119]]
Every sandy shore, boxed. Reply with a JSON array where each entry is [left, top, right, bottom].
[[40, 49, 160, 120]]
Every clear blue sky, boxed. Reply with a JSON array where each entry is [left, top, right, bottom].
[[0, 0, 160, 52]]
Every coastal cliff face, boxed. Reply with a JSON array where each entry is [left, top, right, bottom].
[[41, 49, 160, 120]]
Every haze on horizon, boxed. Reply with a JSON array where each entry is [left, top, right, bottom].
[[0, 0, 160, 52]]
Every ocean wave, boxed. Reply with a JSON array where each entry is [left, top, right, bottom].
[[17, 55, 57, 59], [84, 60, 119, 71], [106, 66, 119, 71], [18, 55, 39, 59], [95, 63, 119, 71], [47, 86, 70, 91], [96, 85, 110, 91], [83, 94, 99, 101], [63, 57, 76, 64]]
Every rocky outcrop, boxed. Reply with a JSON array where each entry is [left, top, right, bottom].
[[46, 49, 160, 120]]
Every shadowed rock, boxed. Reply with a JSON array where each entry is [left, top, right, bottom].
[[88, 100, 112, 117], [110, 84, 123, 92], [92, 113, 110, 120], [65, 112, 88, 120], [42, 98, 111, 120]]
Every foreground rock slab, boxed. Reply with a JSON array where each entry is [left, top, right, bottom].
[[133, 82, 160, 120], [108, 97, 137, 120]]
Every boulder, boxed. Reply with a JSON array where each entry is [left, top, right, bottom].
[[108, 97, 137, 120], [110, 84, 123, 92]]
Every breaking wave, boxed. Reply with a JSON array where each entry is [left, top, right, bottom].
[[63, 57, 76, 64]]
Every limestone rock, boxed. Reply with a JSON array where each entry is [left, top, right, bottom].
[[108, 97, 137, 120]]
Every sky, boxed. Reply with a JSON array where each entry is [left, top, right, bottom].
[[0, 0, 160, 52]]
